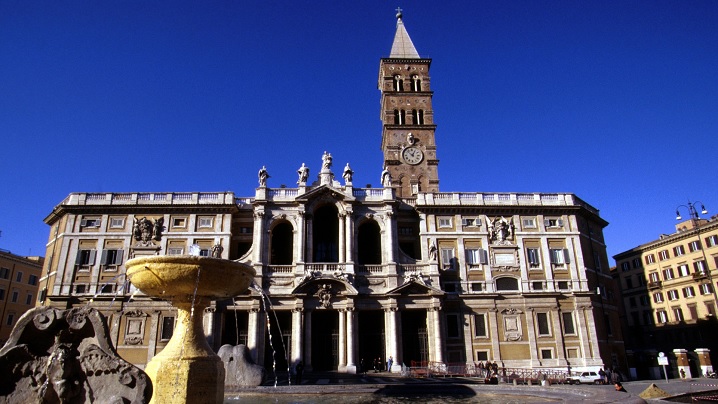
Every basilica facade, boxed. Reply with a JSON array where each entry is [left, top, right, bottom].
[[38, 13, 625, 375]]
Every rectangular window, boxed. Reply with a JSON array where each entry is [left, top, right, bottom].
[[562, 312, 575, 335], [683, 287, 696, 298], [80, 218, 101, 228], [172, 218, 187, 228], [536, 312, 550, 336], [100, 249, 124, 268], [706, 302, 716, 316], [11, 290, 19, 303], [621, 262, 630, 271], [557, 281, 569, 290], [522, 218, 536, 228], [527, 248, 541, 267], [544, 218, 564, 228], [75, 249, 97, 268], [701, 283, 713, 295], [0, 267, 8, 279], [645, 254, 656, 264], [657, 310, 668, 324], [678, 264, 690, 277], [674, 308, 684, 322], [446, 314, 461, 339], [659, 250, 670, 261], [604, 314, 613, 336], [6, 313, 15, 326], [532, 281, 544, 291], [540, 349, 553, 359], [74, 284, 86, 294], [25, 293, 33, 305], [662, 268, 674, 280], [461, 218, 476, 227], [689, 241, 703, 252], [167, 247, 184, 255], [667, 290, 679, 301], [465, 248, 485, 267], [0, 289, 5, 300], [640, 295, 650, 306], [476, 351, 489, 361], [474, 314, 487, 337], [470, 283, 483, 292], [198, 217, 214, 228], [688, 305, 698, 320], [625, 277, 633, 289], [706, 235, 718, 248], [632, 258, 641, 268], [649, 272, 660, 283], [161, 316, 175, 340], [653, 292, 664, 303], [441, 248, 456, 270], [674, 245, 685, 256], [28, 275, 38, 286], [629, 297, 637, 308], [15, 271, 23, 282], [566, 348, 579, 359], [549, 249, 570, 265], [438, 217, 453, 228], [109, 217, 125, 228], [694, 260, 708, 274]]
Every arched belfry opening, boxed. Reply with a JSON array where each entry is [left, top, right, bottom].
[[313, 205, 339, 262], [270, 221, 293, 265], [357, 220, 381, 265]]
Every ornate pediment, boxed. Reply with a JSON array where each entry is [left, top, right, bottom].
[[387, 280, 444, 296]]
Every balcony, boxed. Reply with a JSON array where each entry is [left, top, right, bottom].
[[647, 281, 662, 290], [693, 271, 709, 281]]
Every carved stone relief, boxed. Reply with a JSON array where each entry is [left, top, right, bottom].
[[501, 307, 524, 341]]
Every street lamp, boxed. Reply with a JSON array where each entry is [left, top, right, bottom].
[[675, 200, 716, 313]]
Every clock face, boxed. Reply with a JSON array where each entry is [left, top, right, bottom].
[[402, 146, 423, 165]]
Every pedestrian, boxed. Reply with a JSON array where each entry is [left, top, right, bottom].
[[614, 382, 626, 392], [599, 368, 606, 385], [295, 361, 304, 385], [387, 356, 393, 372]]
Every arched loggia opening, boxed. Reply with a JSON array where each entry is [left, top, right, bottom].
[[357, 220, 381, 265], [313, 205, 339, 262], [270, 221, 293, 265]]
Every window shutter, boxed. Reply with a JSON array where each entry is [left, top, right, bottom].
[[563, 249, 571, 264], [88, 250, 97, 265], [549, 250, 556, 264], [115, 249, 124, 265], [80, 219, 88, 227], [100, 250, 108, 265], [544, 219, 550, 227], [75, 250, 84, 265], [557, 219, 564, 227], [479, 249, 488, 264]]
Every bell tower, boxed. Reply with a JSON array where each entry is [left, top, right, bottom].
[[379, 10, 439, 198]]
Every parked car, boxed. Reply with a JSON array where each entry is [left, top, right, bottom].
[[567, 371, 602, 384]]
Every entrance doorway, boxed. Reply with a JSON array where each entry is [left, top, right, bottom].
[[221, 310, 248, 347], [264, 311, 291, 373], [358, 311, 385, 372], [402, 310, 428, 365], [311, 310, 339, 370]]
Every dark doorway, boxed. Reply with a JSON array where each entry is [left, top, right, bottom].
[[312, 310, 339, 370], [271, 222, 293, 264], [313, 205, 339, 262], [358, 311, 385, 372], [357, 220, 381, 265], [402, 310, 428, 365], [222, 310, 248, 347], [264, 311, 292, 373]]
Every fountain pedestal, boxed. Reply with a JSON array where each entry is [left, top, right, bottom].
[[126, 256, 255, 404]]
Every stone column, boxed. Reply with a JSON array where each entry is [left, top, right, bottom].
[[338, 309, 347, 371], [338, 212, 346, 263], [575, 305, 597, 360], [674, 349, 691, 378], [305, 216, 313, 263], [428, 307, 444, 365], [695, 348, 713, 377], [253, 211, 265, 264], [304, 310, 313, 371], [385, 211, 396, 263], [345, 211, 354, 263], [296, 210, 306, 263], [247, 309, 261, 363], [384, 307, 399, 372], [550, 307, 567, 366], [291, 308, 303, 367], [346, 308, 357, 373]]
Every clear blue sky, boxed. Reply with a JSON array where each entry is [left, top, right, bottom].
[[1, 1, 716, 261]]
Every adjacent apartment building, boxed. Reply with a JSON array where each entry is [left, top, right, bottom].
[[613, 207, 718, 380], [38, 12, 625, 376], [0, 249, 44, 345]]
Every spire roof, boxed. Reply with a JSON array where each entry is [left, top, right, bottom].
[[389, 9, 420, 59]]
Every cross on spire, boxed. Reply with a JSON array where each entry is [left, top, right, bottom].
[[395, 7, 403, 19]]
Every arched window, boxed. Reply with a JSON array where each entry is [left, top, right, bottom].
[[394, 75, 404, 92], [417, 109, 424, 125], [270, 222, 293, 265], [357, 220, 381, 265], [393, 109, 401, 125], [496, 277, 519, 291], [411, 75, 421, 91], [411, 109, 417, 125], [400, 109, 406, 125], [313, 205, 339, 262]]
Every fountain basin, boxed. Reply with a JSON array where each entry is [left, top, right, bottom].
[[125, 255, 256, 404]]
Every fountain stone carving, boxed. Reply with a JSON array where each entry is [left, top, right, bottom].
[[125, 255, 255, 404], [0, 306, 152, 403]]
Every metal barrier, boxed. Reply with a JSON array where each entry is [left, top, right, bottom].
[[404, 361, 569, 384]]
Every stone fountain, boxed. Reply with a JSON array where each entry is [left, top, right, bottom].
[[125, 255, 255, 404]]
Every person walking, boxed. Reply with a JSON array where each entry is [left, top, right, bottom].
[[387, 356, 393, 372], [295, 361, 304, 385]]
